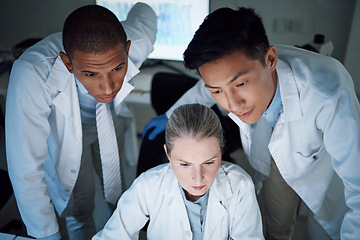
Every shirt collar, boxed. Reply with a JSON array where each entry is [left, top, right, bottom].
[[262, 76, 283, 127], [75, 77, 89, 95]]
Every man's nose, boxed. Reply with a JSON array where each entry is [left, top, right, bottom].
[[101, 76, 115, 94], [226, 90, 244, 113]]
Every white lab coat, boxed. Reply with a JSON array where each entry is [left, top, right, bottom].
[[5, 3, 157, 238], [93, 161, 264, 240], [167, 45, 360, 239]]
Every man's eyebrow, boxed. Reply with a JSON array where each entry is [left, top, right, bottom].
[[80, 62, 126, 73], [113, 62, 125, 69], [81, 70, 96, 73], [204, 70, 248, 88]]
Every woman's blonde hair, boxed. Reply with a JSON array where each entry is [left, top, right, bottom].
[[165, 104, 225, 155]]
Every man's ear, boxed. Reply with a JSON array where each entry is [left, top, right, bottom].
[[266, 45, 278, 71], [59, 51, 74, 74], [126, 40, 131, 54], [125, 40, 131, 56]]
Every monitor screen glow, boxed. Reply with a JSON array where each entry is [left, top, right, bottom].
[[96, 0, 209, 61]]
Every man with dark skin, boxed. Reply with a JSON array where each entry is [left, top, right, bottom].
[[6, 3, 156, 239]]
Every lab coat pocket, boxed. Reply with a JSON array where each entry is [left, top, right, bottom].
[[294, 145, 327, 169]]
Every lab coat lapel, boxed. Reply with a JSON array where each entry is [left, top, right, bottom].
[[168, 185, 192, 236], [203, 167, 231, 239], [171, 196, 192, 231], [113, 58, 138, 115], [49, 56, 82, 149], [269, 59, 303, 152], [269, 59, 303, 177], [229, 113, 272, 177], [228, 112, 251, 158], [276, 59, 303, 123]]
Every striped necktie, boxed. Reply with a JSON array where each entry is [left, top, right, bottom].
[[96, 102, 122, 204]]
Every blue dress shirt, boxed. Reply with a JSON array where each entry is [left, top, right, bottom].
[[75, 78, 98, 124], [180, 184, 209, 240], [262, 77, 283, 128]]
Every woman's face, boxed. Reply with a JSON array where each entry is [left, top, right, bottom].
[[165, 136, 222, 202]]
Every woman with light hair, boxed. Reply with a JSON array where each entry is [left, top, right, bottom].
[[93, 104, 264, 239]]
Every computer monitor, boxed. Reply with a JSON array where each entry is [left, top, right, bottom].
[[96, 0, 209, 61]]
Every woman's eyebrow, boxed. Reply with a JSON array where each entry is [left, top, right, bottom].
[[175, 155, 218, 164], [202, 156, 218, 163]]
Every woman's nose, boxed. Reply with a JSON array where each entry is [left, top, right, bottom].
[[193, 167, 204, 183]]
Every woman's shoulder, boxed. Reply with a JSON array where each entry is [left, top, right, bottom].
[[127, 163, 179, 209], [220, 161, 251, 178], [218, 161, 254, 189], [140, 163, 172, 178], [134, 163, 176, 190]]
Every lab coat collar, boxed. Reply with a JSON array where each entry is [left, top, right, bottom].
[[276, 59, 303, 123], [46, 55, 71, 92], [171, 196, 192, 235], [167, 169, 192, 235], [113, 57, 139, 114], [228, 112, 249, 136], [48, 55, 83, 151]]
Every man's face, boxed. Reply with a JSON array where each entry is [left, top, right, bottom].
[[60, 41, 131, 103], [198, 46, 278, 124]]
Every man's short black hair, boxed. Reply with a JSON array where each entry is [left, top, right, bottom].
[[63, 5, 127, 59], [183, 7, 269, 70]]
